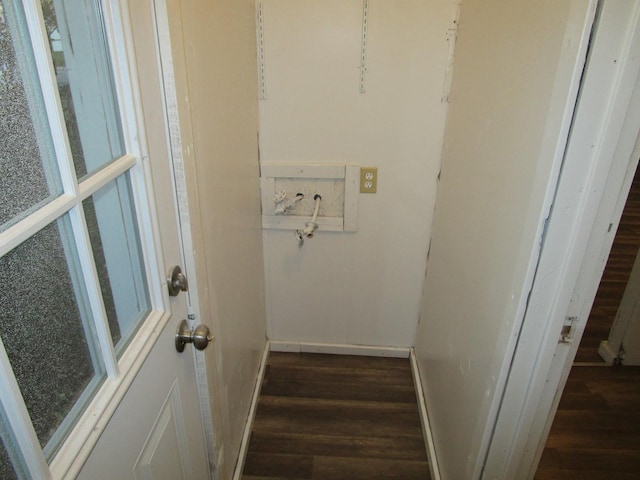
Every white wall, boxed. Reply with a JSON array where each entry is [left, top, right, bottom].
[[168, 0, 267, 477], [259, 0, 455, 347], [414, 1, 593, 479]]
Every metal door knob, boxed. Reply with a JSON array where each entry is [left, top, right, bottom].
[[167, 266, 188, 296], [175, 319, 213, 352]]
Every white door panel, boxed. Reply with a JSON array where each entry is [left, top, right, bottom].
[[0, 0, 210, 478], [78, 314, 208, 480]]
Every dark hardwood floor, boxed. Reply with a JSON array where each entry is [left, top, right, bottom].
[[575, 164, 640, 363], [241, 352, 430, 480], [537, 163, 640, 478], [536, 365, 640, 479]]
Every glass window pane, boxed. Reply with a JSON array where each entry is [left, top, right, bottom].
[[0, 441, 19, 480], [84, 173, 150, 356], [0, 0, 63, 232], [0, 404, 27, 480], [41, 0, 124, 179], [0, 216, 106, 458]]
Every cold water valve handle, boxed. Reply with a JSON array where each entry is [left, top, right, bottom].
[[294, 194, 322, 246]]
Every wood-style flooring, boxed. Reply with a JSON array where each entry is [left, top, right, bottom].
[[575, 165, 640, 363], [241, 352, 430, 480], [538, 163, 640, 478], [535, 365, 640, 479]]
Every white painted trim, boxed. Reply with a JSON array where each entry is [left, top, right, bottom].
[[0, 194, 75, 257], [482, 2, 640, 478], [232, 341, 270, 480], [600, 241, 640, 363], [269, 340, 410, 358], [260, 163, 359, 232], [50, 310, 172, 478], [69, 203, 119, 378], [262, 215, 344, 231], [410, 349, 441, 480], [0, 153, 135, 258], [471, 2, 600, 473], [77, 155, 137, 200], [597, 340, 618, 365], [22, 0, 77, 196], [261, 163, 346, 179], [149, 0, 218, 471], [0, 341, 50, 479]]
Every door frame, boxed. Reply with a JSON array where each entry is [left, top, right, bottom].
[[599, 244, 640, 364], [145, 0, 219, 472], [481, 2, 640, 478]]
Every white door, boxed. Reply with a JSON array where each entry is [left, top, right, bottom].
[[0, 1, 210, 478]]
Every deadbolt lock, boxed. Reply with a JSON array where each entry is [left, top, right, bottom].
[[167, 265, 188, 296]]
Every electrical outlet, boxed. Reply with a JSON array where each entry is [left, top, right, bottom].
[[360, 167, 378, 193]]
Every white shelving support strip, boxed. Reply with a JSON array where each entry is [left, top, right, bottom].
[[22, 0, 78, 196], [256, 0, 268, 100], [0, 341, 51, 479], [359, 0, 369, 94]]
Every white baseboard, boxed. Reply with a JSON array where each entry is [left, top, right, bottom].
[[231, 341, 436, 480], [232, 340, 270, 480], [598, 340, 618, 365], [269, 340, 410, 358], [410, 348, 441, 480]]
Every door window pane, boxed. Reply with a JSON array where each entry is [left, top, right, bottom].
[[41, 0, 124, 179], [84, 174, 150, 356], [0, 0, 62, 232], [0, 405, 26, 480], [0, 216, 106, 458]]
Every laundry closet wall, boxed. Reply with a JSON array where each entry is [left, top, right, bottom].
[[259, 0, 456, 346], [414, 1, 595, 478], [163, 0, 267, 476]]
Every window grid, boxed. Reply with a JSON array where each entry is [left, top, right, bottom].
[[0, 0, 160, 476]]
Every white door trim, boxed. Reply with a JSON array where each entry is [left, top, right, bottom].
[[599, 244, 640, 364], [148, 0, 218, 472], [481, 2, 640, 478]]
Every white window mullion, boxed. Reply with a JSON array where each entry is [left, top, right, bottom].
[[77, 154, 137, 201], [101, 0, 166, 311], [25, 0, 122, 379], [0, 343, 51, 480], [68, 204, 119, 378], [0, 194, 75, 258], [22, 0, 79, 197]]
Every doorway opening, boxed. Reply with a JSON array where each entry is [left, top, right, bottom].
[[536, 160, 640, 478], [575, 162, 640, 364]]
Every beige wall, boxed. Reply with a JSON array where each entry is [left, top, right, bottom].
[[170, 0, 267, 477], [259, 0, 455, 347], [414, 1, 593, 478]]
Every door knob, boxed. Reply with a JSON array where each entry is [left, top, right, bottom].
[[175, 319, 213, 352], [167, 265, 188, 296]]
